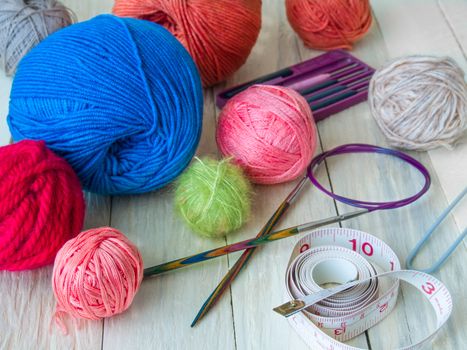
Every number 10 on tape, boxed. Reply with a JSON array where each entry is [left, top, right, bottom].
[[274, 228, 452, 350]]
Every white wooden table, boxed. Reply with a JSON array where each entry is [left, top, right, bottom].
[[1, 1, 466, 349]]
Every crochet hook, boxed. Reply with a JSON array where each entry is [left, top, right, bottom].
[[309, 86, 368, 111], [305, 75, 371, 103], [283, 63, 358, 91], [224, 62, 358, 98]]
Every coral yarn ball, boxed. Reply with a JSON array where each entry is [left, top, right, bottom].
[[0, 140, 84, 271], [8, 15, 203, 195], [216, 85, 317, 185], [52, 227, 143, 324], [286, 0, 372, 50], [113, 0, 262, 87]]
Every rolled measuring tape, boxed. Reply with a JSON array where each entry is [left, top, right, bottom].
[[274, 228, 452, 350]]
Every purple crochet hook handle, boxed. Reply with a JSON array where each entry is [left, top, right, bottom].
[[216, 50, 375, 122]]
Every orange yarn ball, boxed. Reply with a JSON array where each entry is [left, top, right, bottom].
[[113, 0, 262, 87], [286, 0, 372, 50]]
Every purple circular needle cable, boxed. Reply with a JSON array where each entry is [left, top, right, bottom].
[[307, 143, 431, 210]]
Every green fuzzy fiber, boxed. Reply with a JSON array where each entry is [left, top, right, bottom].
[[175, 157, 252, 238]]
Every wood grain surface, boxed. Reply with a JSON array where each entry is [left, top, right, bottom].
[[0, 0, 465, 349]]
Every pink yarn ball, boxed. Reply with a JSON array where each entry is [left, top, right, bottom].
[[216, 85, 317, 184], [52, 227, 143, 331]]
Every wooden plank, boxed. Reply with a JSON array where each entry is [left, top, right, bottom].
[[210, 1, 367, 349], [0, 76, 11, 145], [0, 193, 109, 350], [0, 0, 465, 349], [435, 0, 467, 231], [1, 2, 112, 349], [103, 91, 236, 350], [63, 0, 113, 20], [369, 4, 467, 348], [294, 1, 466, 349], [371, 0, 467, 232]]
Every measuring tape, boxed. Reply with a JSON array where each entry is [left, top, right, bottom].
[[273, 228, 452, 350]]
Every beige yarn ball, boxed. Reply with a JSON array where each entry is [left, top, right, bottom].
[[0, 0, 75, 76], [369, 56, 467, 150]]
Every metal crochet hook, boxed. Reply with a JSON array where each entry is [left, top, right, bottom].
[[406, 186, 467, 274]]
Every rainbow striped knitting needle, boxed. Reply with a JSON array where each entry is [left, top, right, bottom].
[[190, 76, 371, 326], [190, 176, 309, 327], [143, 144, 430, 273], [143, 209, 369, 277]]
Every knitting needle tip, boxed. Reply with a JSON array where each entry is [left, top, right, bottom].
[[190, 304, 207, 327], [190, 316, 201, 328]]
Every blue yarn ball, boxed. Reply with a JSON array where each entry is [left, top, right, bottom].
[[8, 15, 203, 195]]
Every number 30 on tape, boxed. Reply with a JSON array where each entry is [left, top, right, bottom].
[[273, 228, 452, 350]]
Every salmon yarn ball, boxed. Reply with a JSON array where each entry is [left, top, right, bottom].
[[216, 85, 317, 185], [112, 0, 262, 87], [0, 140, 84, 271], [52, 227, 143, 329], [286, 0, 372, 50]]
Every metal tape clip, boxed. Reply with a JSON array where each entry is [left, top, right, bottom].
[[273, 300, 306, 317]]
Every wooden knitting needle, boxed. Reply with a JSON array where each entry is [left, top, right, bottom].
[[191, 76, 371, 326], [143, 209, 368, 277], [190, 175, 308, 327], [305, 75, 371, 103], [191, 69, 371, 327]]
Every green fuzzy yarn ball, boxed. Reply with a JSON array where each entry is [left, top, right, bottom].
[[175, 157, 252, 238]]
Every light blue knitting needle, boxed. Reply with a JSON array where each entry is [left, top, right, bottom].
[[406, 186, 467, 274]]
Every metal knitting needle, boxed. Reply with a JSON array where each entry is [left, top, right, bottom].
[[406, 186, 467, 273]]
